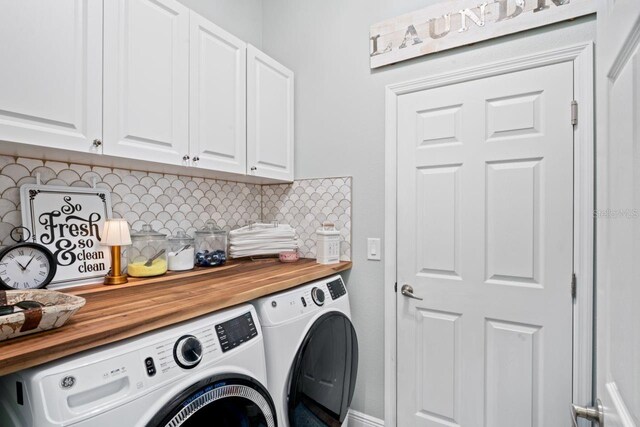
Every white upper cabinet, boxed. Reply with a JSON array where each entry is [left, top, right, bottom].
[[103, 0, 190, 165], [0, 0, 103, 153], [189, 12, 247, 174], [247, 45, 295, 182]]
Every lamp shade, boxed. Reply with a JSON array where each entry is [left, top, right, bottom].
[[101, 218, 132, 246]]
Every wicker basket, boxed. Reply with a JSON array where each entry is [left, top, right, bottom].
[[0, 290, 86, 341]]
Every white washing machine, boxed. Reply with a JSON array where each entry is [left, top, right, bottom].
[[0, 304, 277, 427], [253, 275, 358, 427]]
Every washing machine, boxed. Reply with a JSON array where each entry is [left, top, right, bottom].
[[0, 304, 277, 427], [253, 275, 358, 427]]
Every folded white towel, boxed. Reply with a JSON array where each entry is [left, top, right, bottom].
[[229, 223, 298, 258]]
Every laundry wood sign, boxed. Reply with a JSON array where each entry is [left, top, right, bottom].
[[369, 0, 595, 68], [20, 184, 113, 287]]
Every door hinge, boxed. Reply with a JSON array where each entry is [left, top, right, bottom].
[[571, 100, 578, 126], [394, 282, 397, 293], [571, 273, 577, 299]]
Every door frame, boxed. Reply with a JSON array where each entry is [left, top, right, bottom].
[[384, 42, 595, 427]]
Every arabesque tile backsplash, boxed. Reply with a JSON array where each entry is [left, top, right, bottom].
[[0, 156, 351, 261]]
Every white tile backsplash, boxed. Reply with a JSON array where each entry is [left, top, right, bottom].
[[262, 178, 352, 260], [0, 156, 351, 261]]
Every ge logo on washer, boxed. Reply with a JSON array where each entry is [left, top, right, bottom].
[[60, 376, 76, 389]]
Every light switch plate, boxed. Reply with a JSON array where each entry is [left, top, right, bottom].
[[367, 238, 381, 260]]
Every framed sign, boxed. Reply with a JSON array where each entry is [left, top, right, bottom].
[[20, 184, 113, 288], [370, 0, 596, 68]]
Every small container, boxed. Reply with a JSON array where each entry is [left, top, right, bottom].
[[279, 249, 300, 263], [316, 222, 340, 265], [167, 231, 195, 271], [194, 220, 228, 267], [127, 224, 168, 277]]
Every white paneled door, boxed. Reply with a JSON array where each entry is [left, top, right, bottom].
[[103, 0, 189, 165], [0, 0, 102, 152], [397, 62, 574, 426], [189, 12, 247, 174], [595, 1, 640, 426]]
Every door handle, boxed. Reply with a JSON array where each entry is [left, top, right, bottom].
[[571, 399, 604, 427], [401, 284, 423, 301]]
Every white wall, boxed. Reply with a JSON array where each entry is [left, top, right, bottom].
[[177, 0, 263, 47], [261, 1, 596, 420]]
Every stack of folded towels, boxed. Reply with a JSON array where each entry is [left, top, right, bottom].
[[229, 223, 298, 258]]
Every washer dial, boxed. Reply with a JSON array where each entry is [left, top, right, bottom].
[[173, 335, 203, 369]]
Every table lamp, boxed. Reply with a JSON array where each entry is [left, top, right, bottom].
[[101, 218, 131, 285]]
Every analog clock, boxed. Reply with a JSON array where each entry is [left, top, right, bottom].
[[0, 242, 57, 290]]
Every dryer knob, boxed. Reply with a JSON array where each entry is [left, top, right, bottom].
[[311, 287, 325, 306], [174, 335, 203, 369]]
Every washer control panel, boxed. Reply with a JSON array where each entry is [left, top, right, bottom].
[[215, 312, 258, 353], [33, 306, 261, 425]]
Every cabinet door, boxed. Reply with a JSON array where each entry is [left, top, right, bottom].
[[103, 0, 189, 165], [0, 0, 102, 153], [190, 12, 247, 174], [247, 45, 294, 181]]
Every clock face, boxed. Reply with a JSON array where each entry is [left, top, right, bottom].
[[0, 245, 55, 290]]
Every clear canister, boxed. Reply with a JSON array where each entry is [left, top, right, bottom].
[[194, 220, 228, 267], [167, 231, 195, 271], [127, 224, 168, 277]]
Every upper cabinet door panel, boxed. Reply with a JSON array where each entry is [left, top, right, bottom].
[[0, 0, 103, 152], [247, 45, 294, 182], [103, 0, 189, 165], [190, 12, 246, 174]]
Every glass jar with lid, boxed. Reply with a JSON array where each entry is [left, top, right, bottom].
[[127, 224, 168, 277], [167, 230, 195, 271], [194, 220, 228, 267]]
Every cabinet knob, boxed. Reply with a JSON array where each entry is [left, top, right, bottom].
[[92, 139, 102, 147], [250, 166, 257, 171], [183, 155, 190, 161], [193, 156, 200, 162]]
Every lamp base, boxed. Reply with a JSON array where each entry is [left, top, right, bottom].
[[104, 274, 128, 286], [104, 245, 128, 286]]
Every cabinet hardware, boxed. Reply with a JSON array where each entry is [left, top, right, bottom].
[[183, 155, 190, 161], [193, 156, 200, 162], [92, 139, 102, 147], [250, 166, 257, 171]]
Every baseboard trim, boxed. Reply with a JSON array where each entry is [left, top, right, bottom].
[[348, 409, 384, 427]]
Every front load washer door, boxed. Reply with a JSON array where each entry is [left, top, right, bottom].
[[147, 374, 277, 427], [288, 312, 358, 426]]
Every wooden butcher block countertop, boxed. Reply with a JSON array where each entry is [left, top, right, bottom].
[[0, 258, 352, 376]]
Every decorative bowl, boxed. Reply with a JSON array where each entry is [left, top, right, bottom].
[[0, 290, 86, 341], [279, 250, 300, 263]]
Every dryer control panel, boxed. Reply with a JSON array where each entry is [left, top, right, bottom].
[[256, 275, 349, 325], [326, 277, 347, 300]]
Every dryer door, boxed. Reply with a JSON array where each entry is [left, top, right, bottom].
[[147, 374, 277, 427], [288, 312, 358, 426]]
